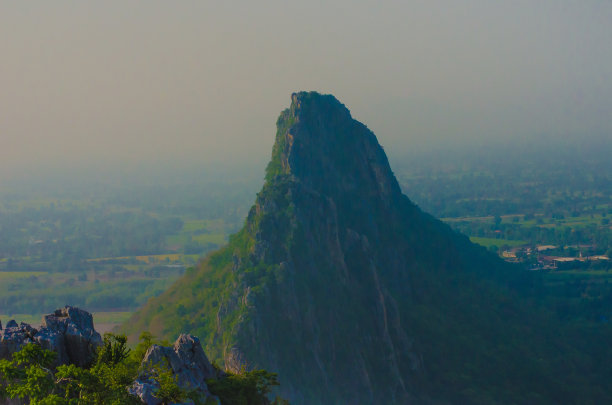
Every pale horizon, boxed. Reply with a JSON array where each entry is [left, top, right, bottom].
[[2, 1, 611, 178]]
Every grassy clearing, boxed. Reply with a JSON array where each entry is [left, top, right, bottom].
[[552, 270, 612, 277], [182, 219, 208, 232], [165, 234, 189, 247], [183, 254, 202, 262], [88, 254, 183, 264], [445, 213, 608, 229], [166, 233, 227, 250], [134, 254, 181, 263], [442, 216, 494, 223], [0, 271, 47, 280], [93, 311, 133, 324], [182, 218, 228, 233], [193, 233, 227, 245], [88, 254, 199, 267], [0, 313, 44, 326], [469, 237, 526, 248], [0, 312, 133, 331]]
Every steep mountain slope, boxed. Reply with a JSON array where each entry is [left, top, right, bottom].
[[124, 92, 612, 404]]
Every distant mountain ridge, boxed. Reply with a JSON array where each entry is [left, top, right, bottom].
[[124, 92, 612, 404]]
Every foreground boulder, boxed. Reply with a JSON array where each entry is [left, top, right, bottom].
[[0, 306, 102, 367], [130, 334, 222, 405]]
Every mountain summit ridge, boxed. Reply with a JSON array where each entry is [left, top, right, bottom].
[[125, 92, 612, 404], [267, 92, 401, 201]]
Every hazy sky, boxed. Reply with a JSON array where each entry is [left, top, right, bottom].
[[1, 1, 611, 177]]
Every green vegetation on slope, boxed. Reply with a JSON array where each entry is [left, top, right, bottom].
[[123, 92, 612, 404]]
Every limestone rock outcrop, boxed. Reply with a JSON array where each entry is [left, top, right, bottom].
[[130, 334, 222, 405], [0, 306, 102, 367]]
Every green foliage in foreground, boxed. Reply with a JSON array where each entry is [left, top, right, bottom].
[[207, 367, 289, 405], [0, 333, 286, 405], [0, 337, 140, 405]]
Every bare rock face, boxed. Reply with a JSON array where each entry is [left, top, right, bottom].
[[0, 321, 36, 361], [0, 306, 102, 368], [40, 306, 103, 367], [4, 321, 17, 329], [33, 328, 68, 365], [130, 334, 221, 405], [173, 334, 220, 384]]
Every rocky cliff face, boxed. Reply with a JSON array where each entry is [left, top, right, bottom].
[[222, 93, 513, 404], [125, 92, 612, 404]]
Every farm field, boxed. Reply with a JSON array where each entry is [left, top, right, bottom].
[[469, 237, 527, 249], [0, 271, 47, 281], [393, 145, 612, 321], [0, 311, 133, 335], [0, 170, 257, 317]]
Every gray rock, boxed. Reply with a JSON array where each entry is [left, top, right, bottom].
[[0, 307, 101, 368], [0, 307, 106, 405], [34, 327, 68, 365], [173, 334, 219, 382], [130, 379, 163, 405], [39, 306, 102, 367], [130, 334, 220, 405], [19, 323, 37, 336], [0, 326, 31, 360]]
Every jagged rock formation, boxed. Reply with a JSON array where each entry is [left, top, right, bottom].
[[125, 92, 612, 404], [131, 334, 222, 405], [1, 308, 228, 405], [0, 306, 102, 367]]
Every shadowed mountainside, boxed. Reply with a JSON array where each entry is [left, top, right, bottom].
[[123, 92, 612, 404]]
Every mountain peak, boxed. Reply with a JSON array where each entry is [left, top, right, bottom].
[[123, 93, 611, 404], [266, 91, 402, 203]]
